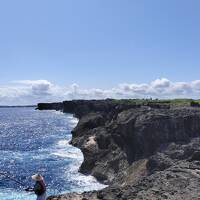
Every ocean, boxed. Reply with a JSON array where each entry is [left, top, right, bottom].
[[0, 107, 105, 200]]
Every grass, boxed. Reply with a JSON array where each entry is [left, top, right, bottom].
[[110, 98, 200, 107]]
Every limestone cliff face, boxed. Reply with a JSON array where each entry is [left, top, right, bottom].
[[37, 100, 200, 200], [37, 102, 63, 111], [71, 106, 200, 185]]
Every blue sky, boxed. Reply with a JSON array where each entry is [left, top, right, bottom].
[[0, 0, 200, 104]]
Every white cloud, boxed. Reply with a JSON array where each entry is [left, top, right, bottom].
[[15, 80, 53, 95], [191, 80, 200, 91], [119, 83, 149, 94], [15, 80, 52, 85], [170, 82, 192, 95], [151, 78, 171, 88], [0, 78, 200, 105]]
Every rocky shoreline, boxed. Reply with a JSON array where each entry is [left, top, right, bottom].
[[37, 100, 200, 200]]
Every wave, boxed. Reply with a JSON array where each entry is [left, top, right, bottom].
[[0, 108, 106, 200]]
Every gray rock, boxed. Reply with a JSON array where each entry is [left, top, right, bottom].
[[38, 100, 200, 200]]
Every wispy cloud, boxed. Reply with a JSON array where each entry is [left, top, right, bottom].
[[0, 78, 200, 105]]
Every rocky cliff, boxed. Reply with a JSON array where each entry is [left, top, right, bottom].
[[38, 100, 200, 200]]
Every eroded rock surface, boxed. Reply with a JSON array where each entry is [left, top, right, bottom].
[[38, 100, 200, 200]]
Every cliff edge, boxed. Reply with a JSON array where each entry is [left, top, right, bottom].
[[37, 100, 200, 200]]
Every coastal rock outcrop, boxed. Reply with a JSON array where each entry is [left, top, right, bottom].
[[37, 100, 200, 199]]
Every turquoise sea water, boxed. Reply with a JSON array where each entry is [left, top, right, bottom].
[[0, 107, 105, 200]]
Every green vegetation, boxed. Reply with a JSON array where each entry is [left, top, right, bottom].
[[109, 98, 200, 107]]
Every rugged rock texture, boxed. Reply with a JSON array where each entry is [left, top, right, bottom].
[[37, 100, 200, 200], [37, 102, 63, 111]]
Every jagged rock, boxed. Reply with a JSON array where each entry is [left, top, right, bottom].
[[37, 102, 63, 111], [147, 153, 174, 173], [38, 100, 200, 200], [190, 151, 200, 161]]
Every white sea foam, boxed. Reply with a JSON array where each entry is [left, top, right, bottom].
[[62, 162, 107, 192], [57, 139, 70, 147], [66, 115, 78, 128], [51, 139, 83, 160], [52, 149, 83, 160]]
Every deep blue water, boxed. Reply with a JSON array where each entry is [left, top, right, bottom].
[[0, 107, 105, 200]]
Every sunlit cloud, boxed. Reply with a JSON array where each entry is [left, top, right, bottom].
[[0, 78, 200, 105]]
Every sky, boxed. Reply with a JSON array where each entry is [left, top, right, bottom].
[[0, 0, 200, 105]]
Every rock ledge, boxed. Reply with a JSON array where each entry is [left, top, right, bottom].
[[37, 100, 200, 200]]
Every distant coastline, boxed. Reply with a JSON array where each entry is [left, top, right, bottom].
[[0, 105, 36, 108]]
